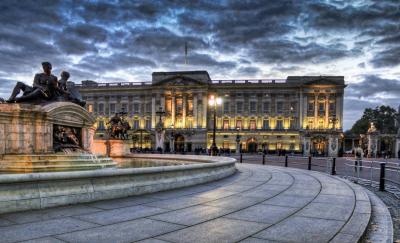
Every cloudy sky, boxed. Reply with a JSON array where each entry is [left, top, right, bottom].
[[0, 0, 399, 129]]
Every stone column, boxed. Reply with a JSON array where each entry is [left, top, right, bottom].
[[325, 95, 329, 128], [151, 96, 156, 128], [182, 94, 187, 128], [202, 94, 207, 128], [395, 137, 400, 158], [314, 94, 318, 127], [193, 94, 198, 128], [171, 94, 176, 127]]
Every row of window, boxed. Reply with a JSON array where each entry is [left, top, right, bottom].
[[89, 103, 152, 115], [221, 119, 296, 130], [223, 101, 297, 114]]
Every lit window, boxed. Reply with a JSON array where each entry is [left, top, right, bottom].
[[236, 120, 242, 129], [87, 104, 93, 113], [249, 120, 256, 130], [223, 119, 230, 130]]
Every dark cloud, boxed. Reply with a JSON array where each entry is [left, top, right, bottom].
[[172, 53, 236, 69], [237, 66, 261, 76], [347, 75, 400, 99], [371, 46, 400, 68]]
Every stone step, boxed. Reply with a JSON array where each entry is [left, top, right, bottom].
[[0, 163, 116, 173], [0, 158, 114, 165], [0, 154, 110, 161]]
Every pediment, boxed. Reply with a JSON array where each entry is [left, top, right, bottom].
[[152, 75, 208, 87], [304, 78, 342, 86]]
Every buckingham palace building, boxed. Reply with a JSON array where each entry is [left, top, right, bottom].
[[76, 71, 346, 156]]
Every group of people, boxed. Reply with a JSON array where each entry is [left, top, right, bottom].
[[1, 62, 85, 106]]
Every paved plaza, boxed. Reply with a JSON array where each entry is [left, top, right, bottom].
[[0, 163, 390, 243]]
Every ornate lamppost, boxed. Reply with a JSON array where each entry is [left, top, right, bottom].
[[236, 127, 241, 154], [170, 124, 175, 153], [208, 95, 222, 156]]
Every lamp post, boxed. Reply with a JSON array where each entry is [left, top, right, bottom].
[[170, 124, 175, 153], [236, 127, 241, 154], [209, 95, 222, 156]]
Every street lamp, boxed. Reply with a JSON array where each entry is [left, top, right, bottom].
[[209, 95, 222, 156], [170, 124, 175, 153], [236, 127, 241, 154]]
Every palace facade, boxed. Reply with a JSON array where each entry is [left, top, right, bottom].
[[76, 71, 346, 156]]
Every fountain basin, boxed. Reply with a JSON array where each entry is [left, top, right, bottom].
[[0, 154, 236, 214]]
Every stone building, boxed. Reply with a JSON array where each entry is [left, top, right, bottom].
[[76, 71, 345, 156]]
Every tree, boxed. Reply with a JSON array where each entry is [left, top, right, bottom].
[[350, 105, 398, 135]]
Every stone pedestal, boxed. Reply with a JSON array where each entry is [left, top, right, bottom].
[[367, 133, 378, 157], [396, 137, 400, 158], [109, 140, 132, 157], [328, 134, 339, 157], [0, 102, 96, 156], [303, 136, 311, 156], [155, 129, 165, 151]]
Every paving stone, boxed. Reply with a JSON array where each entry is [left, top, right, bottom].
[[1, 205, 102, 224], [254, 216, 345, 242], [225, 204, 298, 224], [296, 202, 353, 221], [136, 238, 170, 243], [239, 189, 282, 199], [339, 212, 370, 236], [56, 218, 183, 243], [239, 237, 282, 243], [156, 217, 267, 243], [330, 233, 357, 243], [0, 217, 14, 227], [149, 205, 234, 226], [0, 217, 97, 243], [219, 184, 255, 192], [144, 195, 211, 210], [192, 189, 237, 199], [21, 236, 65, 243], [262, 195, 314, 208], [74, 205, 167, 225], [354, 200, 371, 214], [279, 188, 319, 198], [86, 196, 158, 209], [313, 194, 355, 205], [205, 195, 265, 210]]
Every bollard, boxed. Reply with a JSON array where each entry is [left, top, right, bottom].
[[262, 154, 265, 165], [331, 157, 336, 175], [379, 162, 385, 191], [308, 156, 312, 170], [240, 153, 243, 163], [285, 155, 288, 167]]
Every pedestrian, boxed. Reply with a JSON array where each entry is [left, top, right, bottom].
[[354, 147, 363, 171]]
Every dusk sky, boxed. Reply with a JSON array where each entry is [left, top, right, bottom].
[[0, 0, 399, 130]]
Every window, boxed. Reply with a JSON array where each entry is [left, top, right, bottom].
[[224, 102, 230, 113], [318, 103, 324, 116], [133, 103, 140, 113], [98, 121, 105, 130], [94, 103, 98, 113], [276, 120, 283, 130], [329, 102, 335, 112], [223, 119, 230, 130], [276, 102, 283, 114], [290, 118, 296, 129], [145, 119, 151, 129], [308, 102, 314, 111], [249, 120, 256, 130], [99, 103, 104, 115], [133, 120, 140, 129], [121, 103, 128, 113], [263, 102, 270, 114], [290, 102, 297, 112], [236, 120, 242, 129], [188, 99, 193, 114], [110, 103, 116, 114], [236, 102, 243, 113], [263, 120, 269, 129], [146, 103, 152, 113], [176, 98, 183, 115], [249, 101, 257, 113]]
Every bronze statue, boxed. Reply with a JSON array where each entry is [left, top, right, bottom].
[[7, 62, 57, 103], [53, 125, 81, 152], [106, 113, 131, 139]]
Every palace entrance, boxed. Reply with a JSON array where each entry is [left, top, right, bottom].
[[247, 138, 258, 153], [174, 134, 185, 153]]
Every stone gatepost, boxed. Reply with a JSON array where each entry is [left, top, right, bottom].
[[395, 129, 400, 158], [366, 122, 379, 158], [303, 136, 311, 156], [328, 134, 339, 157]]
